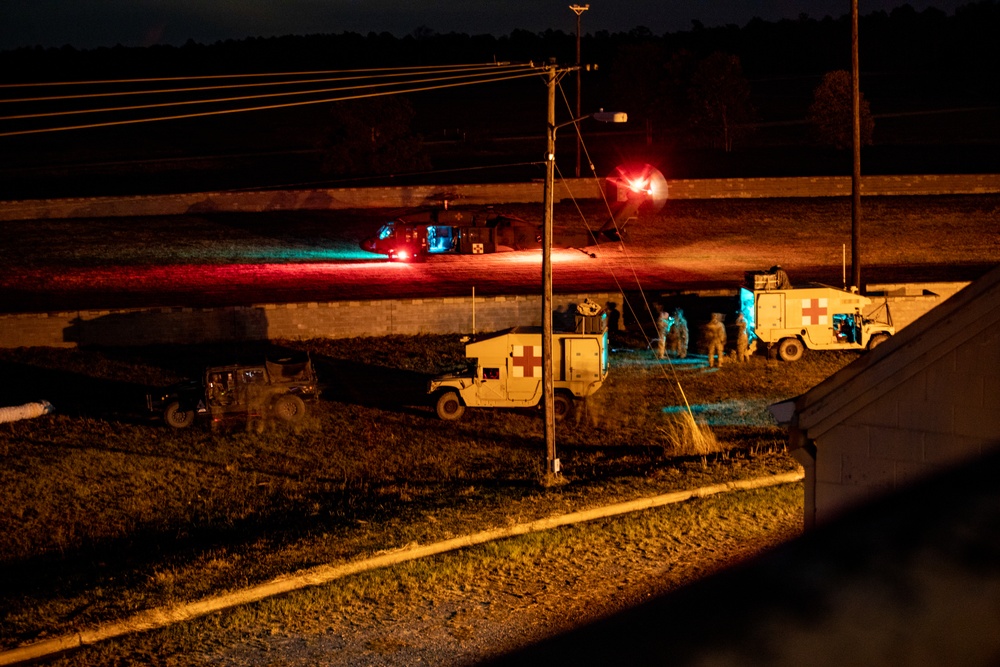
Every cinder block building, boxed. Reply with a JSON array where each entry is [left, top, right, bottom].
[[774, 264, 1000, 527]]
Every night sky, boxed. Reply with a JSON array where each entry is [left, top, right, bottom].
[[0, 0, 974, 51]]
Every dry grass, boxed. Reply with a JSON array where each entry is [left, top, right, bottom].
[[0, 332, 849, 654], [9, 195, 980, 655], [659, 411, 720, 459], [48, 484, 804, 666]]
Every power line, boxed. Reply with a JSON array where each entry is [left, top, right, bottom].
[[0, 62, 526, 89], [0, 63, 532, 105], [2, 67, 537, 123], [0, 66, 542, 137]]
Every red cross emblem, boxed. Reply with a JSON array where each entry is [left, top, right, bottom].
[[801, 298, 828, 325], [512, 345, 542, 377]]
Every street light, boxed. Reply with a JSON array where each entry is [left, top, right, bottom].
[[541, 61, 626, 482], [569, 4, 590, 178]]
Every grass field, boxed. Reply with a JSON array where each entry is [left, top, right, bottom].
[[0, 330, 853, 658], [1, 193, 996, 661]]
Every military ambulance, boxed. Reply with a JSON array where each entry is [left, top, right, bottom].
[[741, 271, 894, 361], [428, 323, 609, 421]]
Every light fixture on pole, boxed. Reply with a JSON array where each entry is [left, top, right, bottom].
[[541, 60, 626, 482], [569, 4, 590, 178]]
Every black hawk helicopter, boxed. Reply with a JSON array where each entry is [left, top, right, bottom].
[[360, 165, 666, 261]]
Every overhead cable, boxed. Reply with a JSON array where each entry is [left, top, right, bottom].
[[0, 63, 533, 104], [0, 66, 542, 137], [2, 68, 538, 122], [0, 62, 529, 89]]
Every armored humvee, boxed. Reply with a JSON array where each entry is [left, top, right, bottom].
[[147, 354, 319, 428]]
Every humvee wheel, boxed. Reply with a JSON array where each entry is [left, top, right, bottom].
[[777, 338, 804, 362], [273, 394, 306, 423], [868, 334, 890, 351], [553, 393, 574, 422], [164, 402, 195, 429], [435, 391, 465, 421]]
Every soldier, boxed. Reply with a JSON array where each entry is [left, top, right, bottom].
[[705, 312, 727, 368], [735, 311, 751, 362], [208, 372, 231, 406], [606, 301, 624, 333], [670, 308, 689, 359], [771, 265, 791, 289], [655, 306, 670, 359]]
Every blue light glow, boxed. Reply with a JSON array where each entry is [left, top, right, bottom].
[[427, 225, 456, 253], [661, 399, 776, 427], [739, 287, 757, 342], [252, 247, 378, 261]]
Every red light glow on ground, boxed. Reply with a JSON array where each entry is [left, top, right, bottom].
[[497, 249, 590, 265], [3, 199, 994, 315], [0, 248, 829, 314]]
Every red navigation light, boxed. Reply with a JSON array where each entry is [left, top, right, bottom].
[[625, 174, 652, 195], [611, 163, 668, 211]]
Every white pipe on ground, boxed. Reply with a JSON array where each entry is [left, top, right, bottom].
[[0, 471, 803, 665], [0, 400, 54, 424]]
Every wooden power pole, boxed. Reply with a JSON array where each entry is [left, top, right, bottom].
[[851, 0, 862, 290]]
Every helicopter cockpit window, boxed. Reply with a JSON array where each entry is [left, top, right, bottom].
[[378, 224, 394, 240]]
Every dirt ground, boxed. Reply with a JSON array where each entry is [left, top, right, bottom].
[[1, 196, 998, 314]]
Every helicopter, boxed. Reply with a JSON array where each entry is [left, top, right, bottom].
[[359, 165, 667, 261]]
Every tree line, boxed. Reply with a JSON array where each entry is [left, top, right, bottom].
[[1, 2, 996, 181], [1, 2, 996, 81]]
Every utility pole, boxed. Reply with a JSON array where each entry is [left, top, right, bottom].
[[851, 0, 862, 290], [542, 61, 559, 481], [540, 60, 624, 484], [570, 4, 589, 178]]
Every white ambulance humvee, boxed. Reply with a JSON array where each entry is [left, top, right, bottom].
[[740, 280, 894, 362], [428, 326, 609, 420]]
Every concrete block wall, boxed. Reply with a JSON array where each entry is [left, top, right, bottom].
[[0, 293, 625, 348], [811, 316, 1000, 525], [3, 175, 998, 222], [669, 174, 1000, 199], [870, 281, 971, 331], [0, 182, 562, 222], [0, 284, 963, 349], [0, 312, 71, 349]]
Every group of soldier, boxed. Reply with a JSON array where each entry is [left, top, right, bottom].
[[655, 307, 689, 360], [656, 307, 753, 367]]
